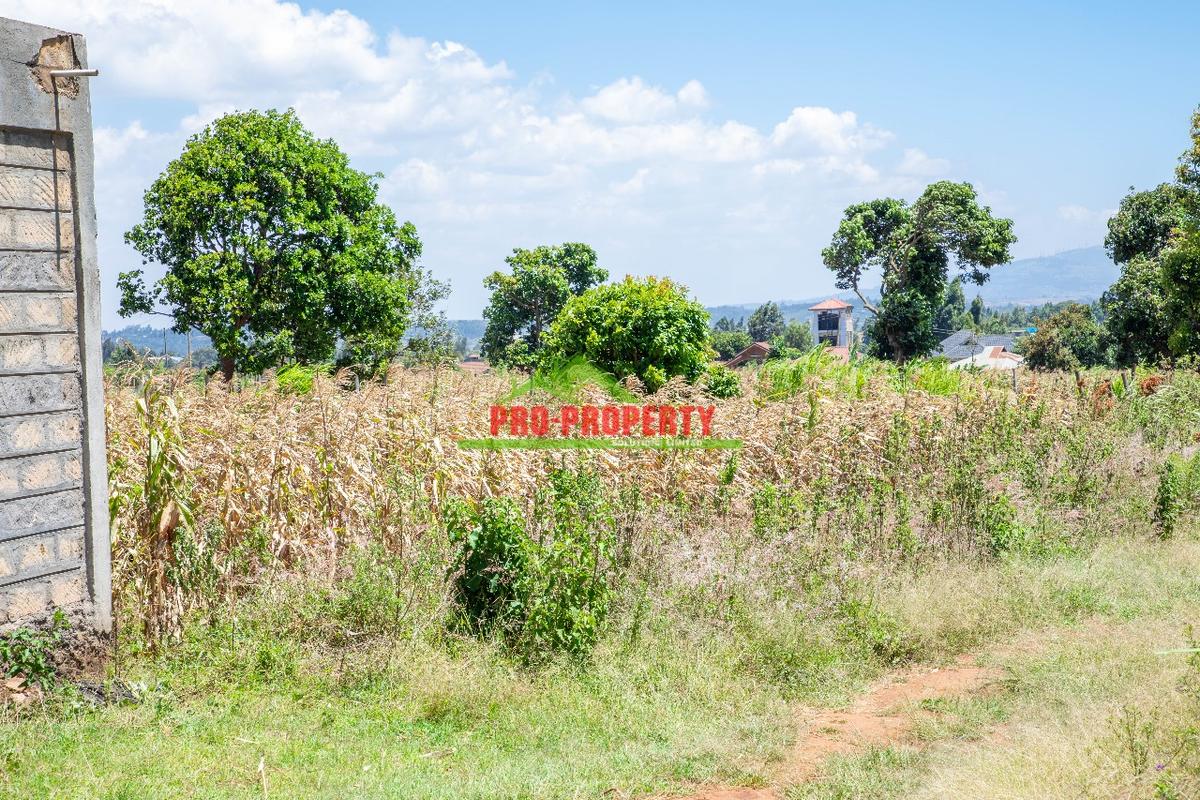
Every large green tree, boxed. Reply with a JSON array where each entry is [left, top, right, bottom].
[[821, 181, 1016, 363], [747, 301, 785, 342], [480, 243, 607, 370], [1101, 108, 1200, 364], [119, 109, 422, 380], [544, 276, 712, 392]]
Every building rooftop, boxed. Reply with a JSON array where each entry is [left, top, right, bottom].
[[808, 298, 853, 311], [934, 330, 1021, 362], [725, 341, 772, 368]]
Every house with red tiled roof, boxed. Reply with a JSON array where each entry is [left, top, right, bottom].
[[724, 341, 771, 368]]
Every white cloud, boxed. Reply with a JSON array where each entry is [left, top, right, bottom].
[[1057, 204, 1114, 224], [3, 0, 953, 321], [580, 77, 708, 123], [770, 107, 891, 153], [897, 148, 950, 177]]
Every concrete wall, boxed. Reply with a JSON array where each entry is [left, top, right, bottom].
[[0, 17, 110, 635]]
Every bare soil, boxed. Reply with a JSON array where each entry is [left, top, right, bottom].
[[667, 654, 1001, 799]]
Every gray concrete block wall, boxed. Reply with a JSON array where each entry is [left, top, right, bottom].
[[0, 17, 110, 634]]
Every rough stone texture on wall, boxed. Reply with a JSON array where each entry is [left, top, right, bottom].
[[0, 16, 109, 642]]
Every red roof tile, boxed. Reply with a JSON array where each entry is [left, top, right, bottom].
[[808, 298, 852, 311]]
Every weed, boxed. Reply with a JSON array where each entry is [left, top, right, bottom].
[[0, 610, 69, 690]]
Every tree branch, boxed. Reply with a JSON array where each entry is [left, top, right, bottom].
[[851, 281, 880, 315]]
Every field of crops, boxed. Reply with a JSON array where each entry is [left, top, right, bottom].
[[6, 355, 1200, 799]]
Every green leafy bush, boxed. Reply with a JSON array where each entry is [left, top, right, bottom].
[[447, 498, 529, 637], [544, 276, 712, 392], [1155, 452, 1200, 539], [0, 610, 69, 690], [702, 364, 742, 399], [447, 467, 616, 661]]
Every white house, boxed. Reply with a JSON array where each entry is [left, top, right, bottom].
[[809, 298, 854, 349]]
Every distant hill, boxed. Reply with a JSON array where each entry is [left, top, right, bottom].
[[972, 246, 1117, 306], [704, 246, 1117, 322], [102, 324, 211, 356]]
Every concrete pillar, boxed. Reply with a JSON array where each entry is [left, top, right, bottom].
[[0, 17, 110, 636]]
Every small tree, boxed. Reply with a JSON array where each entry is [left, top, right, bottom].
[[747, 301, 785, 342], [772, 320, 814, 353], [822, 181, 1016, 363], [1019, 304, 1108, 371], [480, 243, 607, 370], [544, 276, 712, 392], [711, 329, 752, 360], [119, 109, 423, 381], [969, 295, 985, 326]]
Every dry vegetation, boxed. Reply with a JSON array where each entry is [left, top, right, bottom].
[[5, 353, 1200, 798], [104, 357, 1172, 640]]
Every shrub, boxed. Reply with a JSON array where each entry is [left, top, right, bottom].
[[518, 469, 616, 659], [0, 610, 69, 690], [702, 364, 742, 399], [1154, 453, 1200, 539], [447, 467, 616, 661], [446, 498, 529, 637]]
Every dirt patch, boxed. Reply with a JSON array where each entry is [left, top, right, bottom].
[[783, 653, 998, 783], [666, 654, 1001, 799]]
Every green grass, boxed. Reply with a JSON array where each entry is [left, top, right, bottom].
[[6, 535, 1200, 799], [2, 617, 795, 800]]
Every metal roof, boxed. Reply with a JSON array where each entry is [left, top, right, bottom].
[[934, 330, 1021, 361]]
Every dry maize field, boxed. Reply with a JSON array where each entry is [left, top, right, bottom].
[[103, 357, 1183, 640]]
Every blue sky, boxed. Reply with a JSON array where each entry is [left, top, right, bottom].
[[8, 0, 1200, 325]]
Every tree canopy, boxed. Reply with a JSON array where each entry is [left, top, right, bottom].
[[821, 181, 1016, 362], [119, 109, 422, 380], [769, 320, 814, 357], [1018, 304, 1108, 371], [544, 276, 712, 392], [480, 243, 607, 370], [1100, 107, 1200, 364], [747, 302, 785, 342], [710, 329, 752, 360]]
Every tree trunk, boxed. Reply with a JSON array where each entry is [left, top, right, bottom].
[[220, 354, 235, 382]]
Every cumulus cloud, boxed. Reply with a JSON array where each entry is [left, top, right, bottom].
[[581, 77, 709, 123], [4, 0, 953, 320]]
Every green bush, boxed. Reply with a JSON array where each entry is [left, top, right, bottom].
[[331, 545, 413, 640], [1154, 453, 1200, 539], [447, 467, 616, 661], [0, 610, 69, 690], [543, 276, 712, 392], [519, 468, 616, 659], [446, 498, 529, 637], [702, 364, 742, 399]]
